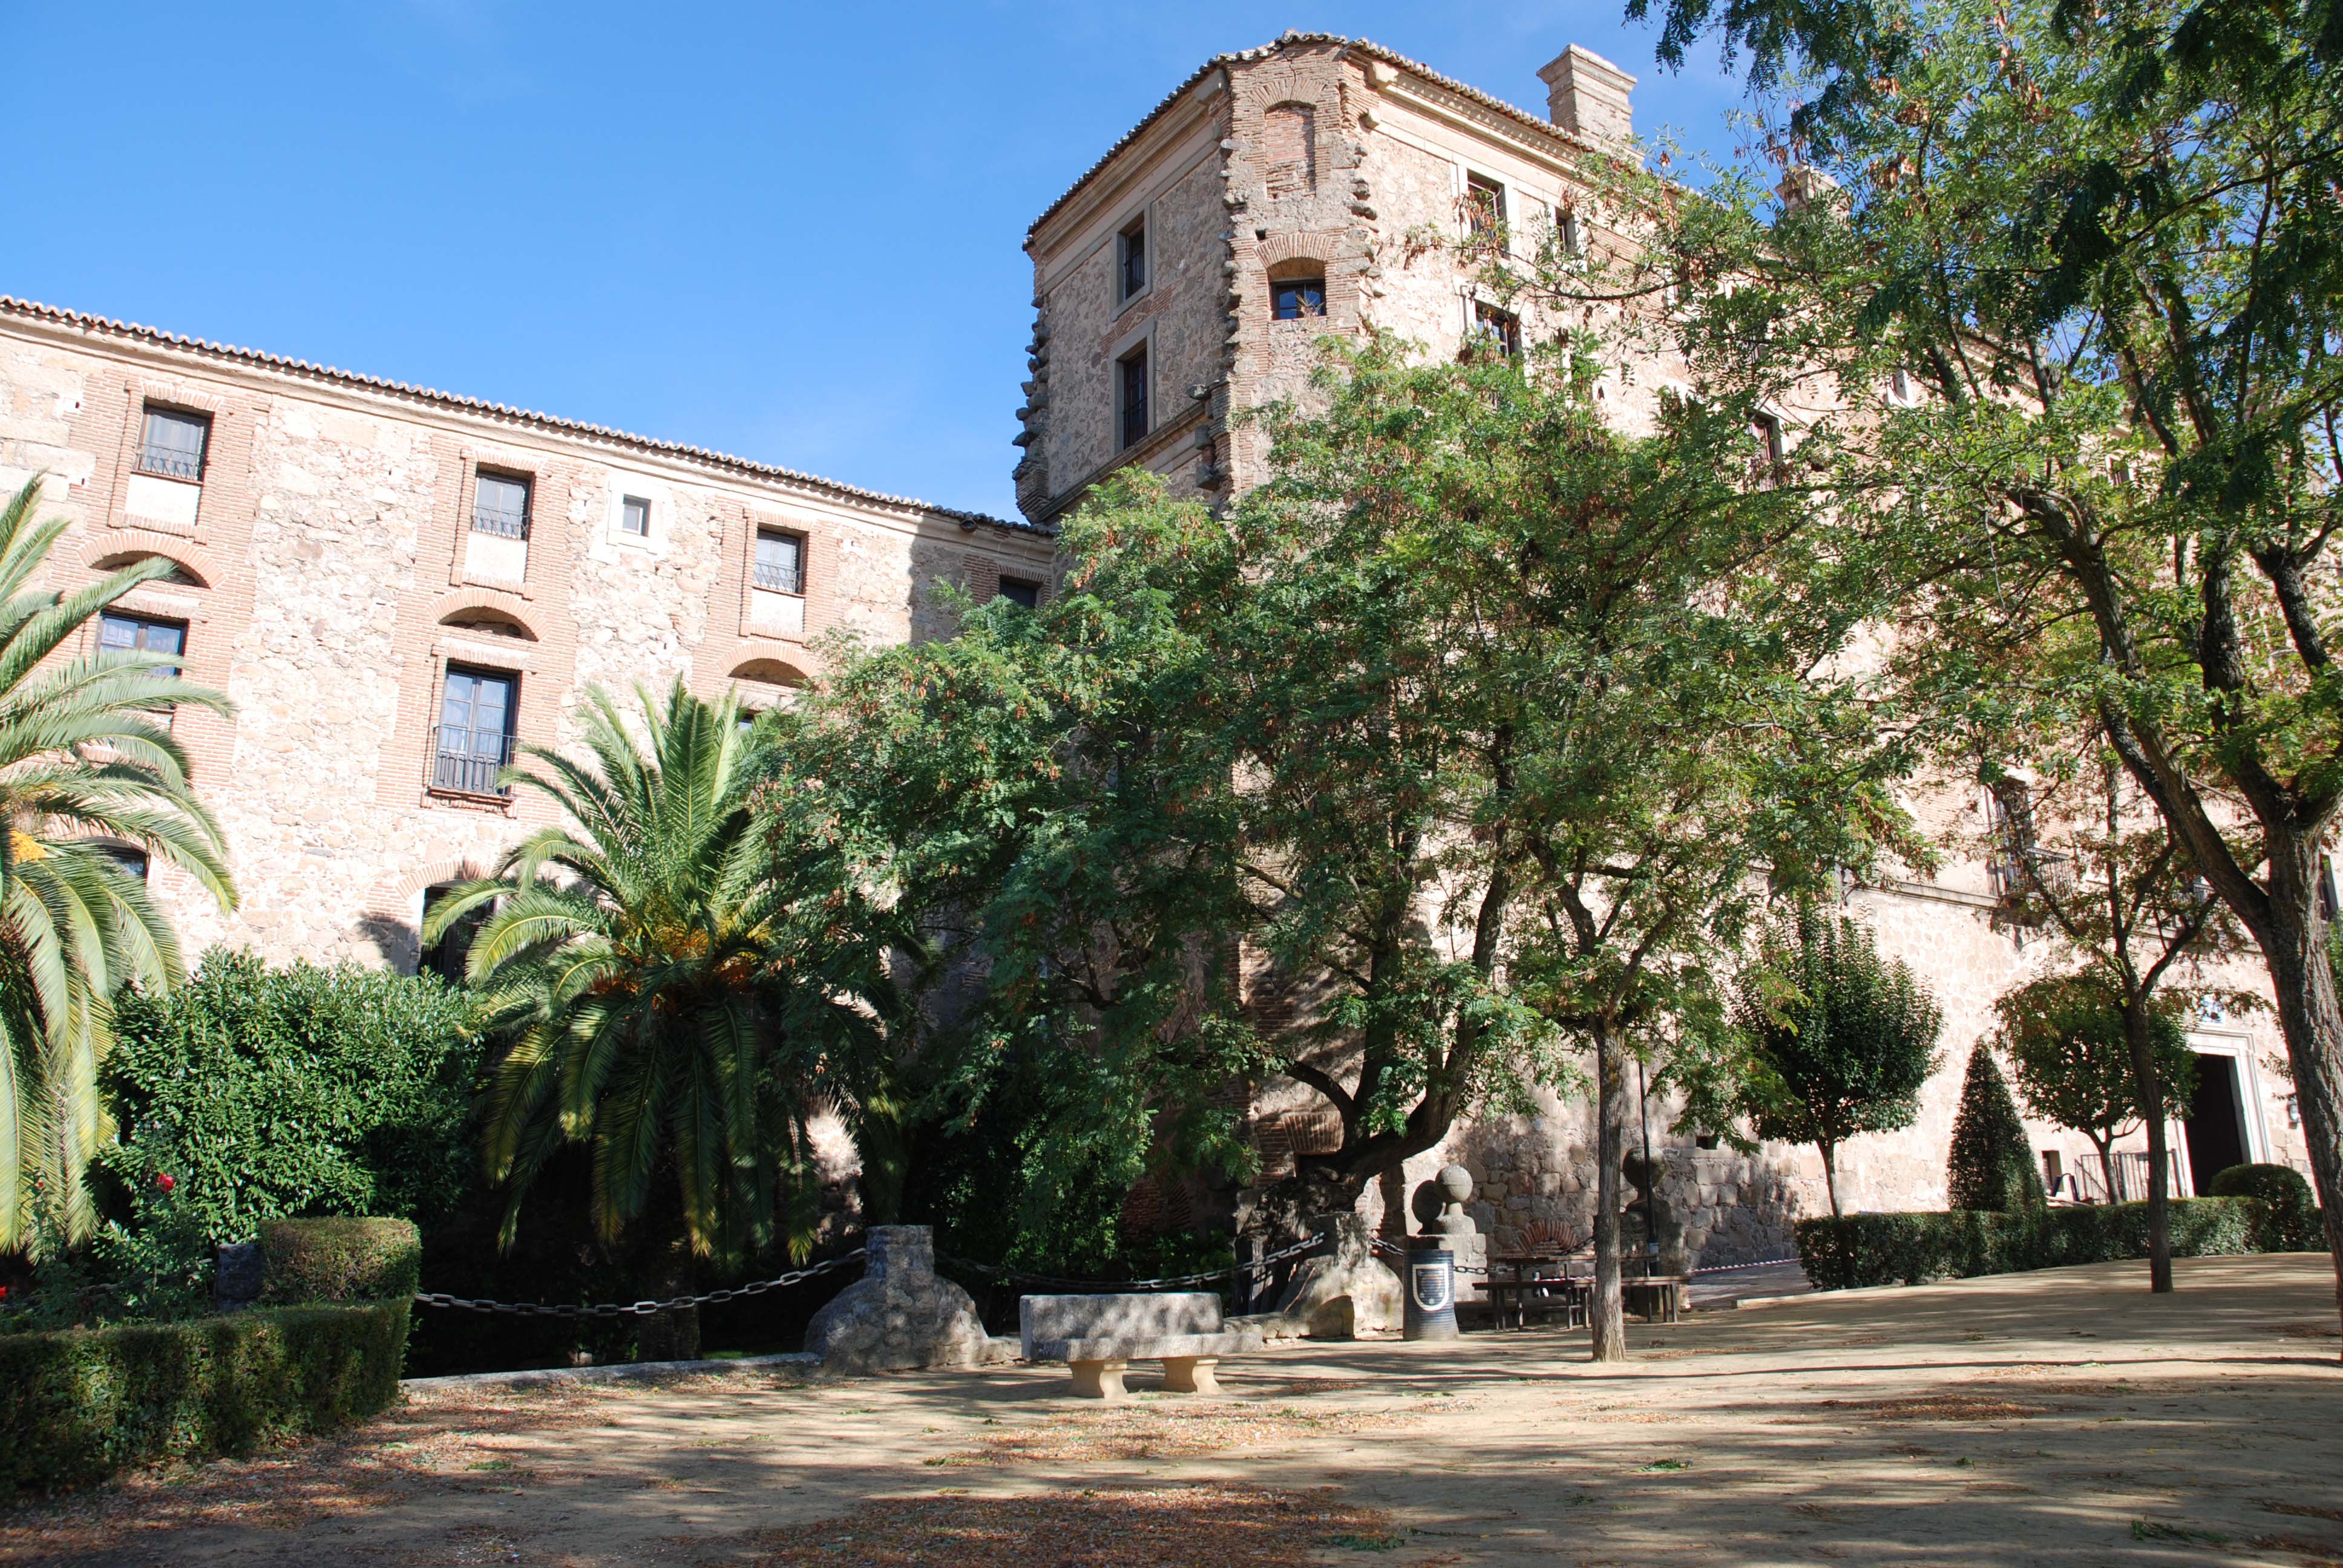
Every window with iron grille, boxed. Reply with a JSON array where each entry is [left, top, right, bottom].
[[1465, 173, 1506, 235], [998, 577, 1041, 610], [471, 471, 531, 538], [1751, 411, 1784, 483], [432, 666, 517, 796], [1118, 217, 1147, 301], [98, 610, 186, 679], [754, 529, 804, 593], [620, 495, 650, 537], [1118, 345, 1149, 449], [1272, 275, 1326, 321], [136, 407, 210, 481]]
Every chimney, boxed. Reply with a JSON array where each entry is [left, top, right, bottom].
[[1537, 44, 1636, 146]]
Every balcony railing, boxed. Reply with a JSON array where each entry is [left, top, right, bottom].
[[752, 558, 804, 594], [428, 725, 516, 796], [135, 446, 203, 481], [471, 506, 529, 539]]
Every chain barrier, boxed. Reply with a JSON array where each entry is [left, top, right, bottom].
[[1368, 1235, 1489, 1275], [413, 1247, 867, 1318], [940, 1232, 1326, 1293]]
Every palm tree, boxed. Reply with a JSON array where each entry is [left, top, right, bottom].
[[0, 477, 235, 1253], [426, 679, 879, 1272]]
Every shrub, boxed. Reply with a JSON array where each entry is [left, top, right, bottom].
[[105, 952, 482, 1247], [0, 1301, 408, 1498], [1945, 1045, 2046, 1212], [258, 1218, 421, 1305], [1794, 1197, 2274, 1289], [2209, 1163, 2320, 1251]]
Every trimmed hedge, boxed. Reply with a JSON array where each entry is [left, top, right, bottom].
[[0, 1301, 409, 1497], [1794, 1197, 2310, 1290], [259, 1217, 421, 1305], [2209, 1163, 2321, 1252]]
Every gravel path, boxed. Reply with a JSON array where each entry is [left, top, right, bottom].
[[5, 1253, 2339, 1566]]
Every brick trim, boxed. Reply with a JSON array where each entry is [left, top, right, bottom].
[[81, 528, 220, 589]]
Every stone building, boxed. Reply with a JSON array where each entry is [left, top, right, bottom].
[[0, 295, 1057, 974], [1017, 32, 2313, 1261]]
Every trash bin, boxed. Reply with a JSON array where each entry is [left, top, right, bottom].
[[1403, 1243, 1458, 1341]]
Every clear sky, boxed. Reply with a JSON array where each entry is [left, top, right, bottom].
[[12, 3, 1746, 519]]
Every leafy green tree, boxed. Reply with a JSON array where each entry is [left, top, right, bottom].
[[1732, 906, 1942, 1218], [426, 679, 871, 1304], [1620, 0, 2343, 1328], [1996, 974, 2194, 1209], [777, 472, 1254, 1273], [105, 951, 481, 1242], [0, 475, 234, 1253], [1947, 1045, 2046, 1212]]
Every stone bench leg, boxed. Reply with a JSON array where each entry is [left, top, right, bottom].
[[1159, 1356, 1219, 1396], [1069, 1358, 1129, 1400]]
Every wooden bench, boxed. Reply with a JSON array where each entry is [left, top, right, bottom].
[[1624, 1276, 1688, 1324], [1020, 1292, 1263, 1399]]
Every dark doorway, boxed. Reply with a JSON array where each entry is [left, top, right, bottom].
[[2184, 1052, 2249, 1195], [419, 883, 485, 986]]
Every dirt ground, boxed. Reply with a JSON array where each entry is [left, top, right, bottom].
[[6, 1253, 2341, 1567]]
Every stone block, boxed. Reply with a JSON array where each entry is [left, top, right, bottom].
[[802, 1226, 1004, 1374]]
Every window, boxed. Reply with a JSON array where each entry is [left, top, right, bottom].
[[754, 529, 804, 593], [98, 843, 149, 882], [471, 472, 531, 539], [419, 883, 485, 985], [433, 666, 517, 795], [1272, 275, 1327, 321], [97, 610, 186, 679], [136, 407, 211, 481], [1118, 216, 1147, 301], [1465, 173, 1506, 235], [620, 495, 650, 537], [1889, 367, 1916, 403], [1118, 344, 1150, 449], [1558, 209, 1583, 257], [1750, 411, 1784, 483], [998, 577, 1041, 610], [1471, 302, 1521, 359]]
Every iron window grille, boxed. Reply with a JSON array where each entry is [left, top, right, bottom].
[[1273, 276, 1327, 320], [428, 723, 517, 796], [753, 530, 804, 594], [471, 472, 531, 539], [1119, 217, 1147, 300], [1118, 346, 1150, 449], [136, 407, 210, 481]]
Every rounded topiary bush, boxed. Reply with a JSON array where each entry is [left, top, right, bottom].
[[258, 1218, 422, 1304], [2208, 1163, 2319, 1250]]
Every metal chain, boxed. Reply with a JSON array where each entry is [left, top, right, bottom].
[[413, 1247, 867, 1318], [940, 1232, 1325, 1292], [1369, 1235, 1489, 1275]]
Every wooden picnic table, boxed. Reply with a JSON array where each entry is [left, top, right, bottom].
[[1475, 1273, 1588, 1330]]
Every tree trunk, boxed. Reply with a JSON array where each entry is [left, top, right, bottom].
[[1590, 1022, 1628, 1362], [2119, 1001, 2175, 1293], [2253, 880, 2343, 1345], [2092, 1136, 2118, 1213], [1819, 1141, 1841, 1220]]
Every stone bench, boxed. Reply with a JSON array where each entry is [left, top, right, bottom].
[[1020, 1292, 1263, 1399]]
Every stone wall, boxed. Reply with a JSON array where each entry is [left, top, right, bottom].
[[0, 301, 1057, 973]]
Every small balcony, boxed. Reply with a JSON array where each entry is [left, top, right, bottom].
[[135, 444, 205, 481], [752, 557, 803, 594], [428, 725, 516, 797]]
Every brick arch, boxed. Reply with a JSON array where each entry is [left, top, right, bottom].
[[369, 856, 493, 919], [430, 586, 541, 641], [729, 656, 811, 688], [83, 528, 217, 589], [1260, 232, 1340, 269], [701, 638, 821, 693]]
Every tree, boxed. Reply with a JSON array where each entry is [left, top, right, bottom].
[[1996, 973, 2194, 1207], [425, 679, 874, 1339], [1946, 1045, 2046, 1212], [0, 475, 235, 1253], [1732, 904, 1942, 1218], [1625, 0, 2343, 1336], [1224, 342, 1910, 1359]]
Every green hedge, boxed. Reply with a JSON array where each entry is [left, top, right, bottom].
[[0, 1301, 408, 1498], [1794, 1198, 2311, 1290], [259, 1217, 421, 1304], [2209, 1163, 2321, 1252]]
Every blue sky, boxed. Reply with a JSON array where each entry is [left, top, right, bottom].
[[13, 3, 1746, 518]]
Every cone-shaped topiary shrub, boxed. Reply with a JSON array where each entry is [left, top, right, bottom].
[[1945, 1045, 2046, 1211]]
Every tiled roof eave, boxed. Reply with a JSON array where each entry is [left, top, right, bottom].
[[0, 295, 1049, 537]]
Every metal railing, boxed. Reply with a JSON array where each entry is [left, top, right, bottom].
[[428, 725, 516, 796], [134, 446, 203, 481], [2064, 1150, 2189, 1204], [470, 505, 529, 540], [752, 557, 803, 593]]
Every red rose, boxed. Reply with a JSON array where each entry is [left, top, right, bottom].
[[154, 1172, 175, 1194]]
